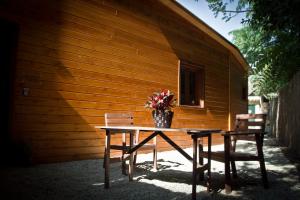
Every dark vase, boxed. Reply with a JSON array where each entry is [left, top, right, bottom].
[[152, 110, 173, 128]]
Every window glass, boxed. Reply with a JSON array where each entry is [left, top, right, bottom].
[[179, 61, 205, 108]]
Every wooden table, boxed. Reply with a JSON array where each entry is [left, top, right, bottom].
[[95, 126, 221, 200]]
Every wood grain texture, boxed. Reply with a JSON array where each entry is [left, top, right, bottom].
[[0, 0, 247, 163], [229, 54, 248, 129]]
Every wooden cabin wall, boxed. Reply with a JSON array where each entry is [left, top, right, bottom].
[[229, 55, 248, 129], [0, 0, 246, 163]]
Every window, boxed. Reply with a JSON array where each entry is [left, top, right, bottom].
[[179, 60, 205, 108]]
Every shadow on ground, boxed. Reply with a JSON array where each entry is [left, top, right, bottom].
[[0, 137, 300, 200]]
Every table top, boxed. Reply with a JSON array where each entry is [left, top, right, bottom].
[[95, 125, 221, 134]]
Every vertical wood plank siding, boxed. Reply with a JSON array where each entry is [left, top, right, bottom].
[[0, 0, 247, 163], [229, 55, 248, 129]]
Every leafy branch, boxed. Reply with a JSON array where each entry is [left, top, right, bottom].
[[205, 0, 300, 96]]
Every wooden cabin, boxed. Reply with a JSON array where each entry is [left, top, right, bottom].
[[0, 0, 248, 164]]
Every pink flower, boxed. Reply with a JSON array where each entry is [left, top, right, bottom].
[[145, 89, 177, 112]]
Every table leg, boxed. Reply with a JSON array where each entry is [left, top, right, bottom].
[[104, 130, 111, 188], [103, 148, 106, 168], [153, 136, 158, 171], [128, 131, 134, 181], [159, 132, 193, 161], [127, 131, 159, 154], [224, 134, 231, 193], [192, 137, 198, 200]]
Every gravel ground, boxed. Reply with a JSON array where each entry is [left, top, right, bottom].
[[0, 137, 299, 200]]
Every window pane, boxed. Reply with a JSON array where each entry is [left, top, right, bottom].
[[180, 68, 185, 104], [190, 72, 196, 105], [179, 61, 205, 107]]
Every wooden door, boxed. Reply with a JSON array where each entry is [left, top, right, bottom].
[[0, 18, 18, 158]]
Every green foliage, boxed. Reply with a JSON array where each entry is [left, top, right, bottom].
[[251, 0, 300, 37], [249, 65, 281, 97], [229, 27, 265, 70], [206, 0, 251, 22], [230, 26, 300, 95], [206, 0, 300, 96]]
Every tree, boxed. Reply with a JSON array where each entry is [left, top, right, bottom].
[[206, 0, 251, 22], [230, 26, 300, 96], [206, 0, 300, 96]]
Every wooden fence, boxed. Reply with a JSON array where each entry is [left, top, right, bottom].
[[269, 71, 300, 157]]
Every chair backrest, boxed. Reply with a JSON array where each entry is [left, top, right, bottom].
[[104, 113, 134, 126], [235, 114, 266, 132], [233, 114, 267, 141]]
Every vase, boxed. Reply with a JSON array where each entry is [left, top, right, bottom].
[[152, 110, 173, 128]]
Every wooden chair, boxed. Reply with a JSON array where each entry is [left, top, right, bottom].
[[103, 113, 157, 175], [199, 114, 269, 191]]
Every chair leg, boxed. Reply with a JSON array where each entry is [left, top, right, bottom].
[[121, 133, 127, 175], [153, 136, 158, 171], [224, 134, 232, 193], [207, 134, 212, 192], [198, 138, 204, 181], [192, 137, 198, 200], [128, 132, 134, 181], [104, 130, 111, 189], [231, 161, 238, 178], [259, 159, 269, 188], [133, 152, 138, 165], [256, 133, 269, 188], [133, 130, 139, 165], [230, 138, 237, 178]]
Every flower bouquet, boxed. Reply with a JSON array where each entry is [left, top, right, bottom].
[[145, 89, 176, 128]]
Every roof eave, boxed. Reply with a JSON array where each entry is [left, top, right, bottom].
[[158, 0, 249, 71]]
